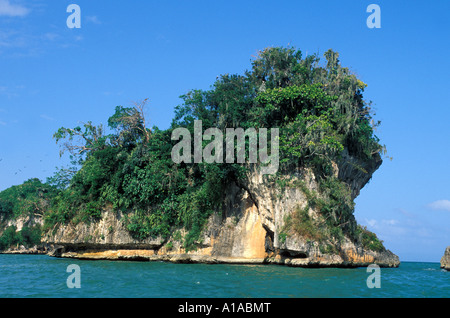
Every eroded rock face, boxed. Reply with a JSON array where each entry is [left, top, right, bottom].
[[441, 247, 450, 270], [0, 215, 46, 255], [43, 152, 399, 268], [44, 210, 164, 251]]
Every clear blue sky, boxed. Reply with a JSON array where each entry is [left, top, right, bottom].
[[0, 0, 449, 262]]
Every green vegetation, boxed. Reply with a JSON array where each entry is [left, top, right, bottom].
[[0, 178, 50, 251], [355, 225, 385, 252], [279, 176, 358, 251], [0, 225, 42, 250], [0, 178, 56, 220], [282, 205, 324, 242], [279, 179, 385, 253], [0, 46, 386, 252]]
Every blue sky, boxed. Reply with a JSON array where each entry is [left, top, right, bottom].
[[0, 0, 449, 262]]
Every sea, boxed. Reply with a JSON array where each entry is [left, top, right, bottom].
[[0, 254, 448, 298]]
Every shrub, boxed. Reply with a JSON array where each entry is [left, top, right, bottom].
[[284, 206, 324, 242], [356, 225, 385, 252]]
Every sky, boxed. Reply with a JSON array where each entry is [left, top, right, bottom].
[[0, 0, 449, 263]]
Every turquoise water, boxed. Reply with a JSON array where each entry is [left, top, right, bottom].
[[0, 255, 448, 298]]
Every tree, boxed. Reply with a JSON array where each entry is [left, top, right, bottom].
[[108, 99, 151, 148], [250, 46, 304, 89], [53, 121, 108, 159], [46, 163, 79, 191]]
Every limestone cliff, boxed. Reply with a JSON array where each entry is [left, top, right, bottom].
[[441, 247, 450, 270], [0, 215, 47, 254], [43, 150, 400, 268]]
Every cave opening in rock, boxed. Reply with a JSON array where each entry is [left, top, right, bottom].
[[279, 251, 308, 259]]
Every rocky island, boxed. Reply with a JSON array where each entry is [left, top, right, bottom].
[[441, 247, 450, 270], [0, 47, 399, 268]]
